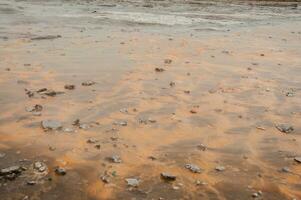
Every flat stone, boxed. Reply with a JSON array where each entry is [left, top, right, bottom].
[[41, 120, 62, 131], [160, 172, 176, 181], [276, 124, 294, 133], [125, 178, 140, 187], [185, 164, 201, 173]]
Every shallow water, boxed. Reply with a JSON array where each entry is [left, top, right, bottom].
[[0, 0, 301, 199]]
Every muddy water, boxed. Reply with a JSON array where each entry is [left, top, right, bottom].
[[1, 0, 301, 199]]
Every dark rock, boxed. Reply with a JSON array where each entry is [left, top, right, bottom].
[[276, 124, 294, 133], [31, 35, 62, 40], [55, 167, 66, 175], [160, 172, 176, 181], [64, 84, 75, 90], [155, 68, 165, 72], [41, 120, 62, 131], [82, 81, 96, 86], [185, 164, 201, 173], [95, 144, 101, 149], [190, 109, 197, 114], [164, 59, 172, 64], [169, 82, 175, 87], [125, 178, 140, 187], [36, 88, 47, 93], [72, 119, 81, 126], [87, 138, 98, 144], [197, 144, 207, 151]]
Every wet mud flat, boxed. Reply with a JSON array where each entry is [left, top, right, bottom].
[[0, 0, 301, 199]]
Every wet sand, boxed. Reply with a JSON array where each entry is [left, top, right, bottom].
[[0, 0, 301, 199]]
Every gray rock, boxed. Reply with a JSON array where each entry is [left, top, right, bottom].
[[160, 172, 176, 181], [125, 178, 140, 187], [41, 120, 62, 131], [185, 164, 201, 173], [276, 124, 294, 133]]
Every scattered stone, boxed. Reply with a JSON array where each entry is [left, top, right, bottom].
[[119, 108, 128, 114], [169, 81, 175, 87], [107, 155, 122, 163], [64, 84, 75, 90], [286, 91, 294, 97], [43, 90, 64, 97], [87, 138, 98, 144], [196, 180, 207, 186], [79, 123, 90, 130], [55, 167, 66, 176], [276, 124, 294, 133], [190, 109, 197, 114], [63, 127, 74, 133], [185, 164, 201, 173], [95, 144, 101, 149], [41, 120, 62, 131], [281, 167, 291, 173], [155, 68, 165, 72], [197, 144, 207, 151], [101, 174, 110, 183], [72, 119, 81, 126], [0, 165, 22, 176], [31, 35, 62, 40], [26, 180, 37, 185], [34, 161, 47, 172], [294, 157, 301, 163], [256, 126, 265, 131], [125, 178, 140, 187], [0, 152, 6, 158], [26, 104, 43, 112], [160, 172, 176, 181], [164, 59, 172, 64], [25, 89, 34, 97], [113, 121, 127, 126], [215, 166, 225, 172], [82, 81, 96, 86]]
